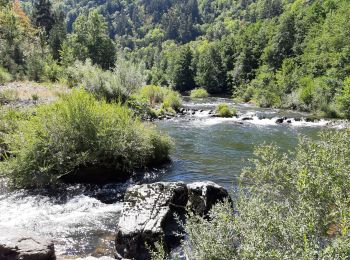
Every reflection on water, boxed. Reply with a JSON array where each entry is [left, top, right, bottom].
[[0, 97, 340, 258]]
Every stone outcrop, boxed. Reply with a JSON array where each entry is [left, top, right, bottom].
[[115, 181, 230, 260], [0, 227, 55, 260], [187, 181, 231, 216]]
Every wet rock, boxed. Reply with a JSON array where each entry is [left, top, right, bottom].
[[115, 182, 188, 260], [241, 117, 253, 121], [0, 227, 55, 260], [287, 120, 292, 123], [115, 181, 231, 260], [294, 118, 301, 122], [275, 118, 284, 124], [187, 181, 231, 216]]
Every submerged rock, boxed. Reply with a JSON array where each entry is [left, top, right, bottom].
[[0, 227, 55, 260], [275, 118, 284, 124], [115, 181, 230, 260]]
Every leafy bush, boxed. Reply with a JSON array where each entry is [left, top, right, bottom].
[[0, 67, 12, 84], [135, 85, 182, 112], [190, 88, 209, 98], [1, 89, 172, 188], [215, 103, 236, 117], [64, 59, 145, 101], [184, 130, 350, 258], [162, 89, 182, 112], [0, 107, 31, 160]]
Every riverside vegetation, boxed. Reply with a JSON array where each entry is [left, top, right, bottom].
[[182, 130, 350, 259], [1, 0, 350, 259]]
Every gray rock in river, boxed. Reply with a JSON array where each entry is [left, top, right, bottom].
[[115, 181, 230, 260], [187, 181, 231, 216], [0, 227, 55, 260]]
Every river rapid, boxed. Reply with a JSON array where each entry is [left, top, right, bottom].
[[0, 97, 346, 259]]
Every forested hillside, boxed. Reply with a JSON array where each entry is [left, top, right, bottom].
[[1, 0, 350, 117]]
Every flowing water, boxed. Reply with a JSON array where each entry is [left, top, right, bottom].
[[0, 97, 346, 259]]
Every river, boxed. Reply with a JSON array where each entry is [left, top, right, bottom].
[[0, 97, 345, 259]]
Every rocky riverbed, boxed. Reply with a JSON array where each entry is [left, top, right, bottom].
[[0, 181, 230, 260]]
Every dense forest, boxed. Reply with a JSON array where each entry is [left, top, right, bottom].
[[1, 0, 350, 117]]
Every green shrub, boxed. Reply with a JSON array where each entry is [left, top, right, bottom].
[[0, 67, 12, 84], [64, 59, 145, 101], [336, 77, 350, 118], [215, 103, 236, 117], [1, 89, 172, 188], [0, 107, 32, 160], [136, 85, 182, 112], [162, 89, 182, 112], [138, 85, 165, 106], [184, 130, 350, 258], [190, 88, 209, 98]]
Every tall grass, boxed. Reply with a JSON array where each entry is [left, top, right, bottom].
[[1, 89, 172, 187]]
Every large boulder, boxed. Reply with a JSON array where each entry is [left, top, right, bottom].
[[0, 227, 55, 260], [115, 182, 188, 260], [187, 181, 231, 216], [115, 181, 230, 260]]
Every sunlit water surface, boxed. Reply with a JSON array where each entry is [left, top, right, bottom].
[[0, 97, 344, 258]]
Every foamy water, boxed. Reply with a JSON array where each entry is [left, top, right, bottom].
[[0, 186, 123, 257]]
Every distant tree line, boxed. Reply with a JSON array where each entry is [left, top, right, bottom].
[[1, 0, 350, 117]]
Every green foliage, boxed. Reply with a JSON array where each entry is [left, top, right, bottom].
[[169, 46, 195, 92], [135, 85, 182, 112], [0, 67, 12, 84], [195, 44, 227, 94], [185, 130, 350, 258], [0, 107, 31, 160], [190, 88, 209, 98], [64, 59, 145, 101], [1, 89, 172, 188], [215, 103, 236, 117], [61, 9, 116, 69], [162, 89, 182, 112], [336, 77, 350, 119]]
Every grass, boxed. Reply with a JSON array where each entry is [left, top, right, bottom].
[[190, 88, 209, 98], [215, 103, 237, 117], [0, 89, 18, 105], [0, 89, 172, 188]]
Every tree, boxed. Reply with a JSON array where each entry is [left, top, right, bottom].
[[32, 0, 55, 35], [195, 44, 227, 94], [61, 9, 116, 69], [170, 46, 195, 92]]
